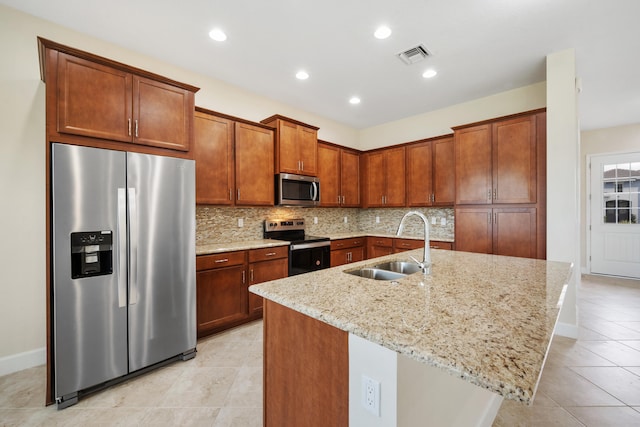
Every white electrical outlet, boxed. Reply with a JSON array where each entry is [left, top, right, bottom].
[[431, 217, 437, 225], [344, 216, 348, 224], [313, 217, 318, 224], [441, 217, 447, 226], [362, 375, 381, 417], [375, 216, 380, 224], [237, 218, 244, 227]]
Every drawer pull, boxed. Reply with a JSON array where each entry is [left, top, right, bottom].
[[214, 258, 229, 263], [265, 252, 276, 256]]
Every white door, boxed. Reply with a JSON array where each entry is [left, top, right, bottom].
[[589, 152, 640, 278]]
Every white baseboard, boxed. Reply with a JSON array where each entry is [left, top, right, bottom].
[[554, 322, 579, 339], [0, 347, 46, 377]]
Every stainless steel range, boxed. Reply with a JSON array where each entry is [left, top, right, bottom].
[[264, 219, 330, 276]]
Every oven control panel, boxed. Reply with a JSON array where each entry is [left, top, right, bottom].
[[264, 218, 305, 232]]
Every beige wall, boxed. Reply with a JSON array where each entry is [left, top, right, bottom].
[[580, 124, 640, 270], [0, 3, 568, 370]]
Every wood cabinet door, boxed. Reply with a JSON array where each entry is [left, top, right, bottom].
[[133, 76, 192, 151], [385, 147, 406, 206], [196, 264, 247, 336], [330, 248, 351, 267], [194, 112, 234, 205], [455, 124, 492, 205], [364, 152, 386, 207], [298, 126, 318, 175], [235, 122, 274, 206], [454, 207, 493, 254], [277, 120, 300, 173], [492, 116, 537, 204], [249, 257, 288, 316], [407, 141, 433, 206], [57, 52, 132, 142], [433, 137, 455, 205], [341, 149, 360, 207], [493, 208, 537, 258], [317, 143, 341, 207]]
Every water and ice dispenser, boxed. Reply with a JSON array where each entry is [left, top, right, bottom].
[[70, 231, 113, 279]]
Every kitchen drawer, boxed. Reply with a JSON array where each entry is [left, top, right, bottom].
[[331, 237, 365, 251], [394, 238, 423, 251], [368, 236, 393, 248], [430, 241, 453, 250], [196, 251, 246, 271], [249, 246, 289, 262]]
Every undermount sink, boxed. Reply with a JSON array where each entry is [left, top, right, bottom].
[[345, 260, 425, 281], [373, 261, 424, 275], [345, 267, 406, 281]]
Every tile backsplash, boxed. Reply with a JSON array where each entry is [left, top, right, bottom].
[[196, 206, 454, 244]]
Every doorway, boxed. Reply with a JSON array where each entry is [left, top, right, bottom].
[[588, 152, 640, 278]]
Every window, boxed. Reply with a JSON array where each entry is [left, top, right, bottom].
[[602, 162, 639, 224]]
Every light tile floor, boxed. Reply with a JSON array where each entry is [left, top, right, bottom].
[[1, 274, 639, 426]]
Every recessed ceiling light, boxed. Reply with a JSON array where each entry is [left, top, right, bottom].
[[349, 97, 361, 105], [422, 69, 438, 79], [296, 70, 309, 80], [208, 28, 227, 42], [374, 26, 392, 40]]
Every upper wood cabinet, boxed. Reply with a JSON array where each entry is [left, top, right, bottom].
[[261, 115, 319, 176], [455, 115, 537, 205], [194, 112, 234, 205], [40, 38, 198, 153], [406, 136, 455, 207], [194, 108, 274, 206], [362, 146, 406, 207], [317, 142, 360, 207]]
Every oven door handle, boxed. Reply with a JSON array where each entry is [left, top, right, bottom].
[[290, 241, 330, 250]]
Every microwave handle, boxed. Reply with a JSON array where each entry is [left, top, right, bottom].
[[310, 181, 318, 201]]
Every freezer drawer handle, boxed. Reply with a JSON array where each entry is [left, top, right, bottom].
[[128, 188, 138, 305], [117, 188, 127, 308]]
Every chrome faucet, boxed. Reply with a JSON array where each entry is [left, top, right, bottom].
[[397, 211, 431, 273]]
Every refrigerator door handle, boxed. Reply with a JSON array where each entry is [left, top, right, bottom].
[[128, 187, 138, 305], [117, 188, 127, 308]]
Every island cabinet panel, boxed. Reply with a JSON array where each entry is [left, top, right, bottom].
[[331, 238, 366, 267], [264, 300, 348, 427], [455, 207, 537, 257], [406, 136, 455, 207], [317, 142, 361, 207], [262, 115, 319, 176], [55, 52, 194, 152], [248, 247, 288, 317], [362, 146, 406, 207], [193, 112, 234, 205], [196, 251, 248, 338], [367, 236, 394, 259]]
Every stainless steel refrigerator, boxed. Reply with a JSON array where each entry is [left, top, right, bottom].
[[51, 143, 196, 409]]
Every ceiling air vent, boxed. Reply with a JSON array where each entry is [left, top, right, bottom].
[[397, 44, 432, 65]]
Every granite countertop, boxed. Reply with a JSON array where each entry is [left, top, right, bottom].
[[250, 249, 573, 405], [196, 239, 289, 256], [321, 232, 455, 243]]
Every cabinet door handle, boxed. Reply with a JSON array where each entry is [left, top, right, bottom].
[[494, 212, 497, 224], [301, 160, 304, 171], [215, 258, 229, 263], [134, 119, 139, 138], [493, 188, 497, 200], [242, 270, 246, 284], [250, 269, 254, 282], [128, 118, 132, 136], [229, 189, 232, 201], [237, 188, 240, 200], [487, 189, 492, 202], [488, 213, 491, 224]]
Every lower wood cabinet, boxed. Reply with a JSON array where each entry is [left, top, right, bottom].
[[330, 238, 365, 267], [455, 207, 537, 258], [367, 237, 394, 258], [248, 246, 288, 317], [368, 237, 453, 258], [196, 246, 288, 338]]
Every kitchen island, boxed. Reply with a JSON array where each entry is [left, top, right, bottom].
[[249, 248, 573, 427]]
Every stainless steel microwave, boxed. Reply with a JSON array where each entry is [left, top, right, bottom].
[[275, 173, 320, 207]]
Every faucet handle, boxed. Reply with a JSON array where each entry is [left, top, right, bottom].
[[409, 255, 424, 268]]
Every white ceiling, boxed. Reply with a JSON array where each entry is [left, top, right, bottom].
[[4, 0, 640, 130]]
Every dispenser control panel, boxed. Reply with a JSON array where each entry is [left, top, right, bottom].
[[70, 231, 113, 279]]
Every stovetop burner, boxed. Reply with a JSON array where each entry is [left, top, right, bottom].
[[263, 218, 329, 244]]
